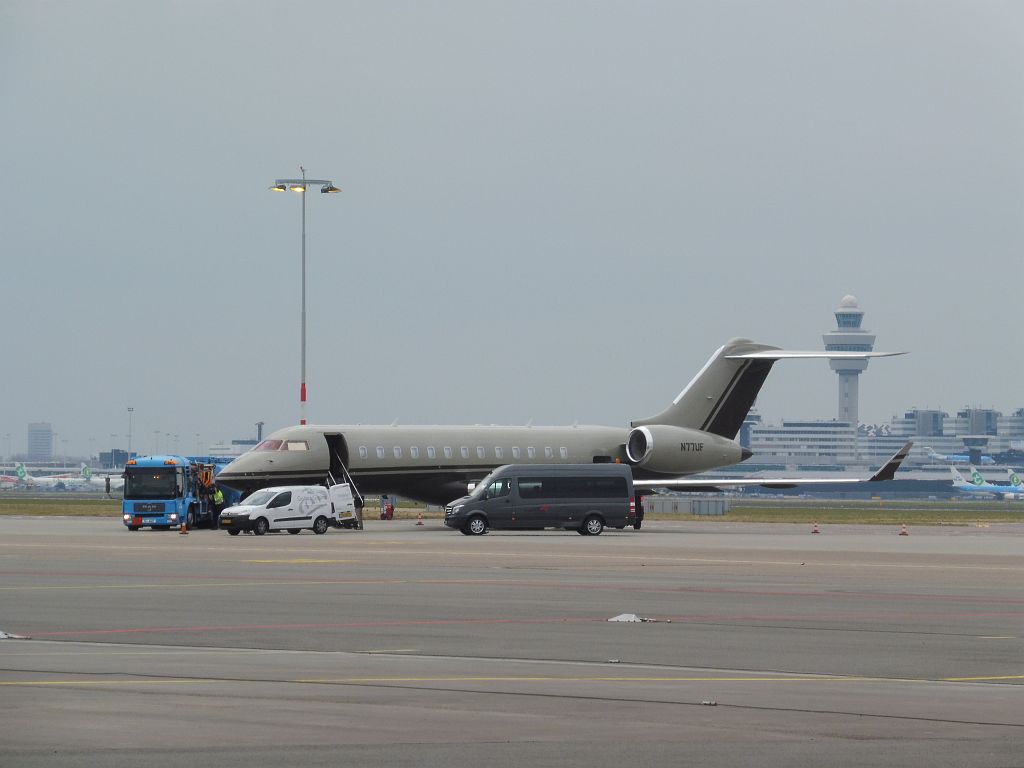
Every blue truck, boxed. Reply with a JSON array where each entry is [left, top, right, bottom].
[[121, 455, 238, 531]]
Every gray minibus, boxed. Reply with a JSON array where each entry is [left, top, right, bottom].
[[443, 464, 636, 535]]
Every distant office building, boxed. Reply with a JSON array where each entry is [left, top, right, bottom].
[[206, 439, 258, 458], [891, 409, 946, 438], [27, 423, 54, 461], [955, 408, 1000, 436], [822, 295, 876, 425], [100, 449, 131, 469], [749, 420, 858, 468]]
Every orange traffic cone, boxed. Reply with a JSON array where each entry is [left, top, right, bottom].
[[179, 520, 189, 535], [899, 523, 908, 536], [811, 522, 820, 534], [416, 513, 424, 526]]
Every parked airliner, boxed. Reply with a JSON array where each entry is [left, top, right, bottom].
[[217, 338, 907, 504], [949, 466, 1024, 500], [926, 447, 994, 465]]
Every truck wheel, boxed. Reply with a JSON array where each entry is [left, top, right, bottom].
[[464, 515, 487, 536], [227, 529, 240, 536], [312, 516, 329, 535], [253, 517, 269, 536], [127, 526, 139, 532], [287, 529, 301, 535], [581, 515, 604, 536]]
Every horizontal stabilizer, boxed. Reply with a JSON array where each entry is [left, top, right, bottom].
[[726, 350, 907, 360]]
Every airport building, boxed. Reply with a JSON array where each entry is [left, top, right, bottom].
[[742, 297, 1024, 471], [27, 423, 54, 461]]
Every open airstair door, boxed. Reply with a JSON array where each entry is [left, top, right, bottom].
[[324, 433, 364, 507]]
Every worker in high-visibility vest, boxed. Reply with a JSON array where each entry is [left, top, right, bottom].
[[211, 485, 225, 526]]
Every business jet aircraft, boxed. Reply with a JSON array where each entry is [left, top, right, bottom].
[[217, 337, 907, 504]]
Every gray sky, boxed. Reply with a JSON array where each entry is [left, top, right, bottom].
[[2, 1, 1022, 458]]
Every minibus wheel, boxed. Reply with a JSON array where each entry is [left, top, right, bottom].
[[253, 518, 269, 536], [581, 515, 604, 536], [464, 515, 488, 535]]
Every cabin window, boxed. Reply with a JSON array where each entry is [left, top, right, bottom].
[[476, 446, 485, 459], [427, 446, 436, 459], [527, 447, 536, 459], [358, 446, 368, 459], [393, 446, 402, 459], [461, 446, 469, 459], [512, 447, 520, 459], [254, 440, 283, 452], [376, 446, 385, 459], [544, 447, 553, 459], [559, 447, 568, 459], [495, 447, 503, 459], [410, 446, 419, 459], [444, 446, 453, 459]]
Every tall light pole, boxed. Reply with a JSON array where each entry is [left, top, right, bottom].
[[270, 166, 341, 425], [127, 407, 134, 458]]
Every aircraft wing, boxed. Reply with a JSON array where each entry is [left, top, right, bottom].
[[633, 441, 913, 491]]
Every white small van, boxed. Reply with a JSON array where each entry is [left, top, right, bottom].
[[219, 484, 356, 535]]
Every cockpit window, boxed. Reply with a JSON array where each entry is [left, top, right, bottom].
[[253, 439, 308, 452]]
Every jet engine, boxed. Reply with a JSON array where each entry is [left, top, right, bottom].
[[625, 425, 743, 475]]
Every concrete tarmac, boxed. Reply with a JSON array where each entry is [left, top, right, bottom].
[[1, 517, 1021, 767]]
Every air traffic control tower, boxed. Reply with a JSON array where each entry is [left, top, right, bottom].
[[822, 295, 875, 425]]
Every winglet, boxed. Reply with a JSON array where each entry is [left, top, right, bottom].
[[869, 440, 913, 482]]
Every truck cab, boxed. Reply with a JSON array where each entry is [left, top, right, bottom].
[[121, 455, 218, 530]]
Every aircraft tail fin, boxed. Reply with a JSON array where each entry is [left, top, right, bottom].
[[631, 339, 779, 438], [631, 338, 905, 439], [950, 466, 968, 484], [968, 466, 986, 486], [1008, 469, 1022, 488], [869, 441, 913, 481]]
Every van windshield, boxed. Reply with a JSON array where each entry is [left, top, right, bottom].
[[241, 490, 275, 507], [470, 472, 497, 499]]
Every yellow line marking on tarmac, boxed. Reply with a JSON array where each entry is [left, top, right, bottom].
[[0, 579, 406, 592], [942, 675, 1024, 682], [2, 673, 1022, 688]]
